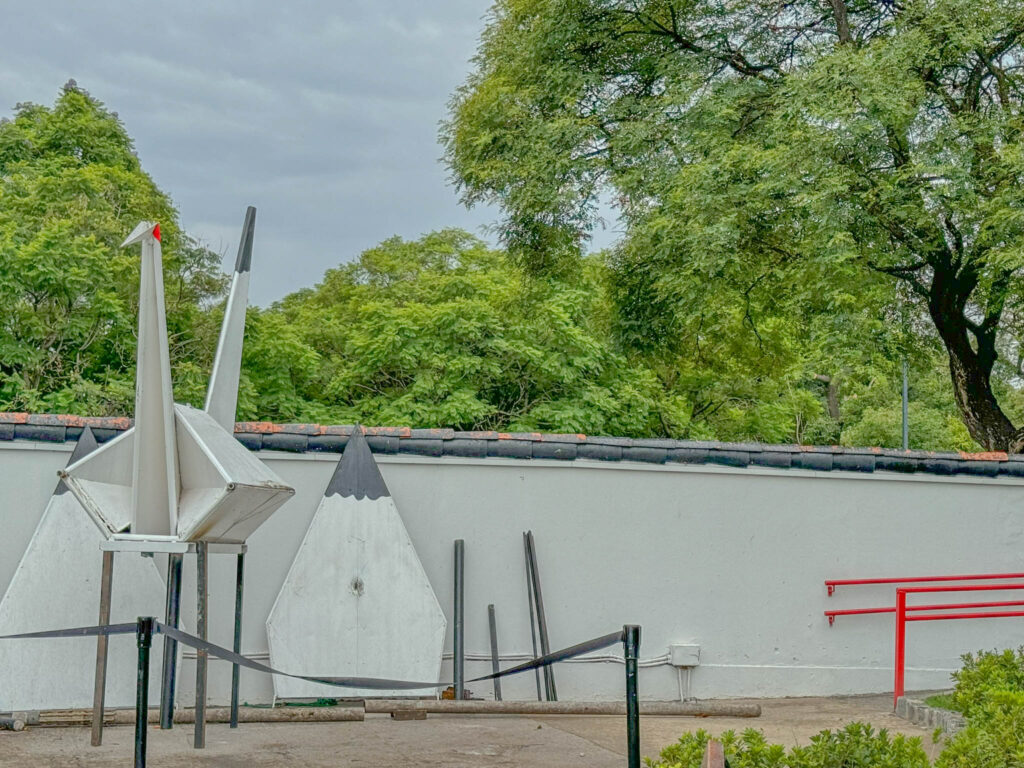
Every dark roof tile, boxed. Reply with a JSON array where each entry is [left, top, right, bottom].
[[3, 412, 1021, 482]]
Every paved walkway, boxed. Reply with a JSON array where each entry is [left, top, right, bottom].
[[0, 696, 943, 767]]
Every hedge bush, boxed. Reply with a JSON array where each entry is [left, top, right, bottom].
[[649, 723, 929, 768], [935, 690, 1024, 767], [949, 647, 1024, 717]]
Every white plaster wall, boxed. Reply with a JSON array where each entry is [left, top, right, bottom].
[[2, 440, 1022, 705]]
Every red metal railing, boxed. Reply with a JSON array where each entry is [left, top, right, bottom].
[[825, 599, 1024, 625], [825, 572, 1024, 596], [893, 584, 1024, 707]]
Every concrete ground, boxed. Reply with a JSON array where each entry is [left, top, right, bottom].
[[0, 695, 943, 767]]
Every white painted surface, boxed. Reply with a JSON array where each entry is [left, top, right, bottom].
[[205, 267, 250, 432], [267, 494, 446, 698], [127, 224, 178, 536], [2, 444, 1024, 704], [0, 492, 168, 711], [173, 404, 294, 542]]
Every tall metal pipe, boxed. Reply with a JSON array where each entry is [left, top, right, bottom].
[[453, 539, 465, 700], [526, 531, 556, 700], [159, 552, 183, 729], [134, 616, 154, 768], [623, 625, 641, 768], [523, 533, 542, 700], [194, 542, 208, 749], [902, 358, 909, 450], [230, 552, 245, 728], [487, 604, 502, 701], [91, 550, 114, 747]]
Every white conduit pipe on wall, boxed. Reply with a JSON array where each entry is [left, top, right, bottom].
[[441, 651, 672, 667], [181, 651, 672, 667]]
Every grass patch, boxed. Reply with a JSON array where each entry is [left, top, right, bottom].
[[924, 693, 959, 712]]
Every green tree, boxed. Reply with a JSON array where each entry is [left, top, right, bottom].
[[249, 229, 683, 435], [445, 0, 1024, 450], [0, 82, 226, 414]]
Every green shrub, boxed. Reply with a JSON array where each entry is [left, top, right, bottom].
[[950, 647, 1024, 717], [936, 690, 1024, 768], [790, 723, 930, 767], [647, 724, 928, 768]]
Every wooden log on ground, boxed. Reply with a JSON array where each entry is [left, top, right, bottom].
[[364, 700, 760, 717], [35, 705, 365, 726]]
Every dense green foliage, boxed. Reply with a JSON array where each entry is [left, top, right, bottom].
[[245, 230, 678, 434], [0, 84, 995, 447], [949, 647, 1024, 717], [445, 0, 1024, 450], [936, 690, 1024, 767], [650, 724, 930, 767], [0, 82, 224, 415]]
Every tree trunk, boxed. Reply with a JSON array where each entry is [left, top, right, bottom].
[[945, 350, 1022, 451], [814, 374, 841, 422], [928, 273, 1023, 452]]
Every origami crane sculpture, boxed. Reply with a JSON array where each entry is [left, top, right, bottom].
[[0, 210, 293, 731], [60, 217, 294, 542]]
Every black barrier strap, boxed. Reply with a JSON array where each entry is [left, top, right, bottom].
[[0, 620, 625, 692], [158, 623, 443, 690], [0, 622, 137, 640], [468, 630, 624, 682], [156, 622, 624, 690]]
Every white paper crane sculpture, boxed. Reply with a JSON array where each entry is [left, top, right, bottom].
[[60, 220, 294, 542]]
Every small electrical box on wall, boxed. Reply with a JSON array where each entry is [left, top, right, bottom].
[[669, 644, 701, 667], [669, 644, 701, 701]]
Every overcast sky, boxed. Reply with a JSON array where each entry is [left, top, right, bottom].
[[0, 1, 599, 305]]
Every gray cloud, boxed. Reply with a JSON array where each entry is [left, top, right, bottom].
[[0, 1, 511, 305]]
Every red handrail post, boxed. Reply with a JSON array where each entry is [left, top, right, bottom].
[[893, 589, 906, 709]]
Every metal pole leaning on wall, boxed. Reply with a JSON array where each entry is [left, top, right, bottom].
[[487, 604, 502, 701], [160, 552, 183, 729], [526, 531, 557, 701], [135, 616, 154, 768], [194, 541, 208, 748], [523, 533, 543, 700], [91, 550, 114, 746], [454, 539, 465, 700], [623, 624, 641, 768], [231, 551, 245, 728]]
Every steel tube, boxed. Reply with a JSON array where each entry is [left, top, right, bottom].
[[623, 625, 641, 768], [893, 590, 906, 708], [526, 532, 556, 701], [826, 573, 1024, 595], [230, 552, 245, 728], [159, 552, 183, 729], [194, 542, 208, 748], [487, 604, 501, 701], [135, 617, 154, 768], [827, 598, 1024, 624], [902, 358, 909, 450], [453, 539, 465, 700], [523, 533, 542, 701], [91, 550, 114, 747]]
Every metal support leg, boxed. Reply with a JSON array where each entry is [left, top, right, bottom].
[[159, 553, 183, 729], [91, 550, 114, 747], [623, 625, 641, 768], [453, 540, 465, 700], [135, 617, 154, 768], [194, 542, 208, 749], [230, 552, 245, 728], [487, 604, 502, 701]]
